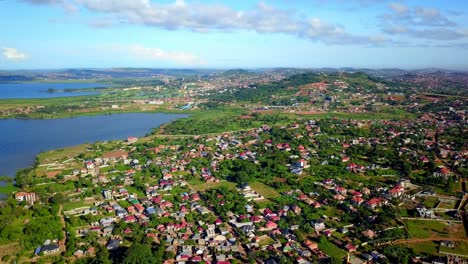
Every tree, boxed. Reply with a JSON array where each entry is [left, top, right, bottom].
[[50, 193, 66, 205], [382, 245, 413, 264], [122, 243, 154, 264], [90, 245, 112, 264]]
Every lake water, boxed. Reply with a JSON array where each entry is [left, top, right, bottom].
[[0, 82, 109, 99], [0, 113, 188, 177]]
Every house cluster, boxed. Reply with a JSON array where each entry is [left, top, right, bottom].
[[22, 114, 466, 263]]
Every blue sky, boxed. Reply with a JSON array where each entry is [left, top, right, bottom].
[[1, 0, 468, 70]]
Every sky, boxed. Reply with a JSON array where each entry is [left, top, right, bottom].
[[1, 0, 468, 70]]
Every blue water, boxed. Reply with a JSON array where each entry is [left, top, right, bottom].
[[0, 113, 188, 176], [0, 82, 109, 99]]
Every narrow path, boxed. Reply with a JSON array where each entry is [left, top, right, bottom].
[[58, 204, 67, 253], [392, 236, 468, 245]]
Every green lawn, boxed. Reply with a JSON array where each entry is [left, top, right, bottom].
[[405, 220, 449, 239], [63, 200, 95, 211], [296, 110, 415, 120], [258, 236, 274, 247], [37, 144, 90, 164], [409, 241, 440, 255], [190, 181, 236, 192], [318, 238, 347, 258], [423, 196, 439, 208], [250, 182, 280, 199], [0, 183, 19, 195], [439, 241, 468, 255], [255, 199, 277, 209], [436, 201, 457, 210]]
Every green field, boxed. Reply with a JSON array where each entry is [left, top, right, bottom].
[[423, 196, 439, 208], [439, 241, 468, 255], [0, 183, 19, 195], [318, 238, 347, 259], [409, 241, 440, 255], [250, 182, 280, 199], [405, 220, 450, 238], [436, 201, 457, 210], [190, 180, 236, 192], [290, 109, 416, 120]]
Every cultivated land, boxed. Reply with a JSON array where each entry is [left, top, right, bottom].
[[0, 69, 467, 263]]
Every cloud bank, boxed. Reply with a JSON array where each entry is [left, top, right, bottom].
[[19, 0, 387, 45], [2, 48, 27, 60]]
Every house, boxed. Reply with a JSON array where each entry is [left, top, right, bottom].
[[106, 239, 122, 250], [15, 192, 36, 204], [303, 240, 318, 251], [433, 167, 453, 179], [352, 197, 365, 206], [440, 240, 455, 248], [290, 204, 302, 215], [99, 217, 114, 227], [102, 225, 114, 236], [40, 244, 60, 255], [362, 229, 376, 239], [102, 190, 112, 200], [127, 137, 138, 143], [102, 149, 129, 163], [333, 194, 346, 201], [197, 206, 210, 215], [264, 221, 278, 230], [361, 187, 371, 195], [124, 215, 136, 223], [335, 186, 347, 195], [344, 243, 357, 252], [388, 186, 404, 198], [134, 204, 145, 213], [417, 207, 434, 218], [312, 219, 325, 231], [299, 249, 312, 257], [366, 198, 383, 209]]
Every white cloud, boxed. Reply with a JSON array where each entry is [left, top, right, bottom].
[[388, 3, 408, 14], [2, 47, 28, 60], [381, 3, 468, 42], [128, 44, 205, 65], [19, 0, 388, 45]]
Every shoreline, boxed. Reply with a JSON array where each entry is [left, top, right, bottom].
[[0, 111, 192, 183], [0, 108, 192, 120]]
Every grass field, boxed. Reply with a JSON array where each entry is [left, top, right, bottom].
[[258, 236, 274, 247], [406, 240, 468, 257], [423, 196, 439, 208], [440, 241, 468, 255], [436, 201, 457, 210], [190, 180, 236, 192], [255, 199, 277, 208], [409, 241, 440, 255], [318, 238, 347, 259], [37, 144, 90, 164], [290, 109, 416, 120], [63, 199, 96, 211], [250, 182, 280, 199], [0, 183, 19, 194], [405, 220, 452, 239], [0, 243, 21, 262]]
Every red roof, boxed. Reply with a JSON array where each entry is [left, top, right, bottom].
[[191, 256, 202, 262], [251, 216, 263, 223], [266, 221, 277, 229]]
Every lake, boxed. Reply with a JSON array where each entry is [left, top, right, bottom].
[[0, 113, 188, 177], [0, 82, 109, 99]]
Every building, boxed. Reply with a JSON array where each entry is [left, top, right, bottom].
[[15, 192, 36, 204], [40, 244, 60, 255]]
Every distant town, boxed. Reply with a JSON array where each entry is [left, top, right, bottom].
[[0, 68, 467, 264]]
